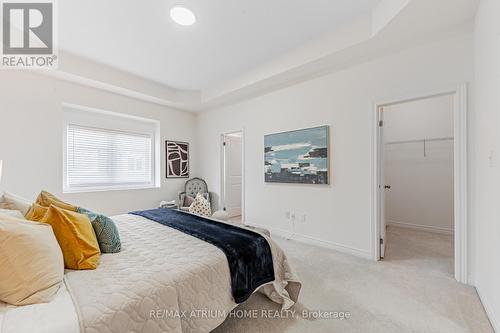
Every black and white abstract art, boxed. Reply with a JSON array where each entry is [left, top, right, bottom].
[[166, 141, 189, 178]]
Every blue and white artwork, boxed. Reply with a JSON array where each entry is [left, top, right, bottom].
[[264, 126, 329, 184]]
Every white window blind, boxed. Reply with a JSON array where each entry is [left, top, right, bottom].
[[63, 105, 159, 193]]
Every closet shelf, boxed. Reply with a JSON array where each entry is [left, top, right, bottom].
[[385, 137, 454, 145]]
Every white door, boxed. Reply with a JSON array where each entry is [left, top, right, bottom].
[[379, 107, 387, 259], [224, 135, 242, 217]]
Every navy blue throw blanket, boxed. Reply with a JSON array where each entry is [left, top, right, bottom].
[[129, 208, 275, 303]]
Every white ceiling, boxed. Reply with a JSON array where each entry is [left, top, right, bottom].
[[53, 0, 478, 111], [59, 0, 381, 91]]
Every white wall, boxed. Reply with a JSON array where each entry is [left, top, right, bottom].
[[472, 0, 500, 330], [196, 34, 473, 258], [0, 71, 197, 216], [384, 95, 454, 234], [383, 95, 455, 143]]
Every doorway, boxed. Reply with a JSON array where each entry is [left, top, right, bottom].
[[372, 84, 468, 284], [221, 131, 244, 223]]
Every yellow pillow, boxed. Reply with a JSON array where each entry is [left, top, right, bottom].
[[40, 205, 100, 270], [25, 203, 48, 221], [35, 191, 78, 212]]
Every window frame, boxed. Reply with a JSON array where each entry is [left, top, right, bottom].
[[62, 103, 160, 194]]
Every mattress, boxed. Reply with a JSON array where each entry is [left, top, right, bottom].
[[0, 213, 300, 333]]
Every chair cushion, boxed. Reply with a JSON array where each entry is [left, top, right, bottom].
[[0, 215, 64, 305], [189, 193, 212, 217], [183, 195, 195, 207]]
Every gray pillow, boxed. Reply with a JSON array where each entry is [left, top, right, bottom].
[[78, 208, 121, 253], [184, 195, 195, 207]]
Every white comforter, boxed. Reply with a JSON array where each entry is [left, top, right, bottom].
[[1, 214, 300, 333]]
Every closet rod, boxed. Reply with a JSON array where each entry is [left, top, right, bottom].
[[385, 137, 454, 145]]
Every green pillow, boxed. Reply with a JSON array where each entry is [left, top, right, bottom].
[[77, 208, 121, 253]]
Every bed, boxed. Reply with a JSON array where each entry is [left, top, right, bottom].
[[0, 211, 301, 333]]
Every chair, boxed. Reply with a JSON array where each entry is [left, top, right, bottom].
[[178, 177, 212, 211]]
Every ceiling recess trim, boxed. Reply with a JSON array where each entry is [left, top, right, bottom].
[[38, 0, 477, 112]]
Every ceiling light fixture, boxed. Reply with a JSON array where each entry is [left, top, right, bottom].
[[170, 6, 196, 26]]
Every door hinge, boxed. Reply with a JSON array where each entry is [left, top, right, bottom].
[[380, 238, 384, 245], [223, 207, 226, 211], [223, 141, 226, 146], [379, 120, 384, 127]]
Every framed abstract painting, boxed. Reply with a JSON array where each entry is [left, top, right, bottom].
[[166, 140, 189, 178], [264, 126, 329, 184]]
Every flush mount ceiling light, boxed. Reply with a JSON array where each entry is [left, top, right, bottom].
[[170, 6, 196, 26]]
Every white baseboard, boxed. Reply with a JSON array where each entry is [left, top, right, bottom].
[[476, 285, 499, 333], [246, 222, 372, 260], [387, 220, 454, 235]]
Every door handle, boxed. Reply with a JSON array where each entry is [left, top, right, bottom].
[[384, 185, 391, 189]]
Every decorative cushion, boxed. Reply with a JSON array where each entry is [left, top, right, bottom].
[[35, 190, 78, 212], [181, 192, 209, 205], [30, 191, 121, 254], [0, 208, 26, 219], [183, 195, 195, 207], [0, 192, 32, 216], [189, 193, 212, 217], [78, 208, 121, 253], [25, 203, 49, 221], [36, 205, 100, 270], [0, 214, 64, 305]]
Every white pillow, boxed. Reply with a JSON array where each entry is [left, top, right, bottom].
[[0, 215, 64, 305], [188, 193, 212, 217], [0, 192, 32, 216], [0, 193, 11, 209], [0, 209, 26, 219]]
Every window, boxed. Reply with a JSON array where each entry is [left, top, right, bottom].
[[63, 104, 160, 193]]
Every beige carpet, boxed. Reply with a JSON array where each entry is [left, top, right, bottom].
[[213, 226, 493, 333]]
